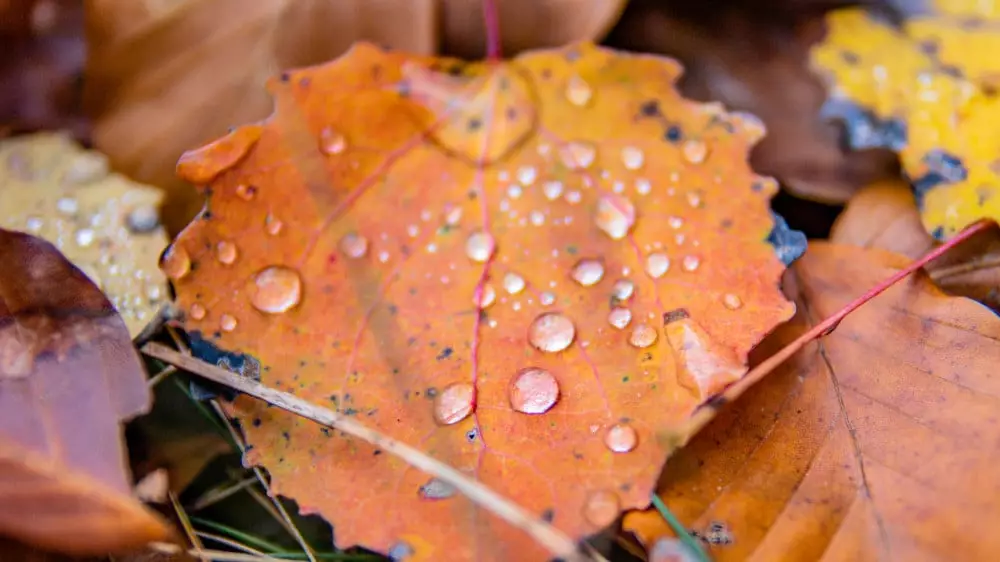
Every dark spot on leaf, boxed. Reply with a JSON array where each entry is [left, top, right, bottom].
[[840, 50, 860, 65], [252, 418, 262, 427], [436, 347, 453, 361], [468, 118, 482, 131], [664, 125, 682, 142], [663, 308, 690, 325], [541, 509, 555, 523], [640, 100, 660, 117], [282, 431, 290, 441]]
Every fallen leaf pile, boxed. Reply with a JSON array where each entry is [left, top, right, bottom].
[[163, 41, 800, 560]]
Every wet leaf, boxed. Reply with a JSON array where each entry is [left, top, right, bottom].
[[0, 229, 172, 554], [811, 5, 1000, 239], [624, 242, 1000, 560], [165, 42, 797, 560], [0, 132, 170, 337]]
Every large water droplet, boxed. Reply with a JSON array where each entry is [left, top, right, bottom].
[[126, 205, 160, 233], [604, 423, 638, 453], [582, 490, 620, 528], [475, 284, 496, 308], [465, 231, 495, 262], [319, 126, 347, 155], [629, 323, 658, 348], [681, 139, 708, 164], [560, 141, 596, 170], [433, 382, 475, 425], [645, 253, 670, 278], [543, 181, 564, 201], [251, 266, 302, 314], [235, 183, 256, 201], [608, 307, 632, 329], [503, 272, 525, 294], [571, 259, 605, 287], [621, 146, 644, 170], [161, 245, 191, 280], [612, 279, 634, 301], [418, 478, 457, 500], [340, 233, 369, 258], [565, 75, 593, 107], [220, 314, 238, 332], [216, 240, 238, 265], [189, 303, 206, 320], [682, 255, 701, 272], [528, 313, 575, 353], [722, 293, 743, 310], [595, 194, 635, 240], [74, 228, 95, 248], [509, 367, 560, 414]]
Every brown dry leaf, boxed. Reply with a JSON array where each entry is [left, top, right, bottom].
[[608, 1, 900, 203], [624, 242, 1000, 560], [0, 132, 170, 337], [83, 0, 623, 232], [832, 179, 1000, 309], [0, 229, 173, 554]]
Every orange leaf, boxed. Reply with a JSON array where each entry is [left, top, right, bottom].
[[164, 42, 796, 560], [624, 242, 1000, 560], [0, 229, 172, 555]]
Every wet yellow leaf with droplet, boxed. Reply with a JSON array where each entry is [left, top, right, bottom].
[[164, 42, 800, 561], [0, 133, 169, 336]]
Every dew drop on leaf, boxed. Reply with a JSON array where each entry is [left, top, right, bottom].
[[595, 194, 635, 240], [629, 323, 658, 348], [635, 178, 651, 195], [340, 233, 369, 259], [560, 141, 596, 170], [516, 166, 537, 186], [668, 216, 683, 229], [235, 183, 256, 201], [608, 307, 632, 330], [509, 367, 560, 415], [543, 180, 564, 201], [433, 382, 475, 425], [74, 228, 95, 248], [216, 240, 238, 265], [265, 214, 284, 236], [56, 196, 78, 215], [126, 205, 160, 233], [528, 313, 576, 353], [24, 216, 43, 233], [722, 293, 743, 310], [161, 245, 191, 280], [474, 284, 496, 309], [540, 291, 556, 306], [565, 75, 593, 107], [418, 478, 457, 500], [604, 423, 638, 453], [571, 259, 605, 287], [612, 279, 635, 301], [645, 252, 670, 279], [220, 314, 237, 332], [681, 139, 708, 164], [582, 489, 620, 528], [621, 146, 644, 170], [682, 255, 701, 272], [465, 231, 496, 262], [503, 272, 526, 295], [250, 266, 302, 314], [189, 303, 206, 320], [319, 126, 347, 155]]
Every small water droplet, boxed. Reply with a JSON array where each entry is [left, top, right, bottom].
[[444, 206, 463, 225], [56, 197, 78, 215], [250, 266, 302, 314], [604, 423, 638, 453], [465, 231, 495, 262], [145, 284, 162, 301], [722, 293, 743, 309], [582, 489, 620, 528], [509, 367, 560, 414], [635, 178, 651, 195], [566, 190, 582, 204], [507, 184, 523, 199], [475, 284, 496, 308], [503, 272, 525, 294], [340, 233, 368, 258], [24, 216, 43, 233], [418, 478, 457, 500], [126, 205, 160, 233], [220, 314, 238, 332], [681, 139, 708, 164], [608, 308, 632, 329], [682, 255, 700, 272], [543, 181, 564, 200], [387, 541, 414, 561], [517, 166, 538, 185], [668, 216, 684, 229], [433, 382, 475, 425], [235, 183, 256, 200], [319, 126, 347, 155], [161, 245, 191, 280], [686, 191, 703, 208], [189, 303, 206, 320], [265, 214, 283, 235], [621, 146, 644, 170], [612, 279, 634, 301], [216, 240, 238, 264], [528, 313, 575, 353], [560, 141, 596, 170], [629, 323, 658, 348], [565, 75, 593, 107], [530, 211, 545, 226], [63, 153, 109, 184], [571, 259, 605, 287], [645, 253, 670, 279], [595, 194, 635, 240], [74, 228, 95, 247], [378, 250, 390, 263], [540, 291, 556, 306]]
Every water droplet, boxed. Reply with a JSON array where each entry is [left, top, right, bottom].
[[608, 308, 632, 329], [56, 197, 78, 215], [63, 153, 109, 184], [582, 489, 620, 528], [565, 75, 593, 107], [465, 231, 495, 262], [503, 272, 525, 294], [418, 478, 457, 500], [621, 146, 644, 170], [612, 279, 634, 301], [319, 126, 347, 155], [682, 255, 700, 272], [216, 240, 238, 264], [387, 542, 414, 561], [444, 206, 463, 226], [528, 313, 575, 353], [629, 323, 658, 348], [235, 183, 256, 200], [250, 266, 302, 314], [378, 250, 390, 263], [604, 423, 638, 453], [509, 367, 560, 414], [145, 284, 162, 301], [571, 259, 605, 287], [475, 284, 496, 308], [635, 178, 651, 195], [507, 184, 523, 199], [543, 181, 564, 200], [530, 211, 545, 226], [189, 303, 206, 320], [74, 228, 95, 247], [686, 191, 703, 208], [517, 166, 538, 185], [161, 245, 191, 280], [566, 190, 582, 204], [265, 214, 283, 235], [126, 205, 160, 233], [24, 216, 43, 233], [220, 314, 238, 332], [645, 253, 670, 278], [540, 292, 556, 306], [433, 382, 475, 425], [340, 233, 368, 258], [668, 216, 683, 229], [681, 139, 708, 164], [722, 293, 743, 309], [595, 194, 635, 240], [560, 141, 596, 170]]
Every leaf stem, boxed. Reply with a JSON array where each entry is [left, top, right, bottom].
[[649, 495, 711, 562], [483, 0, 502, 60]]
